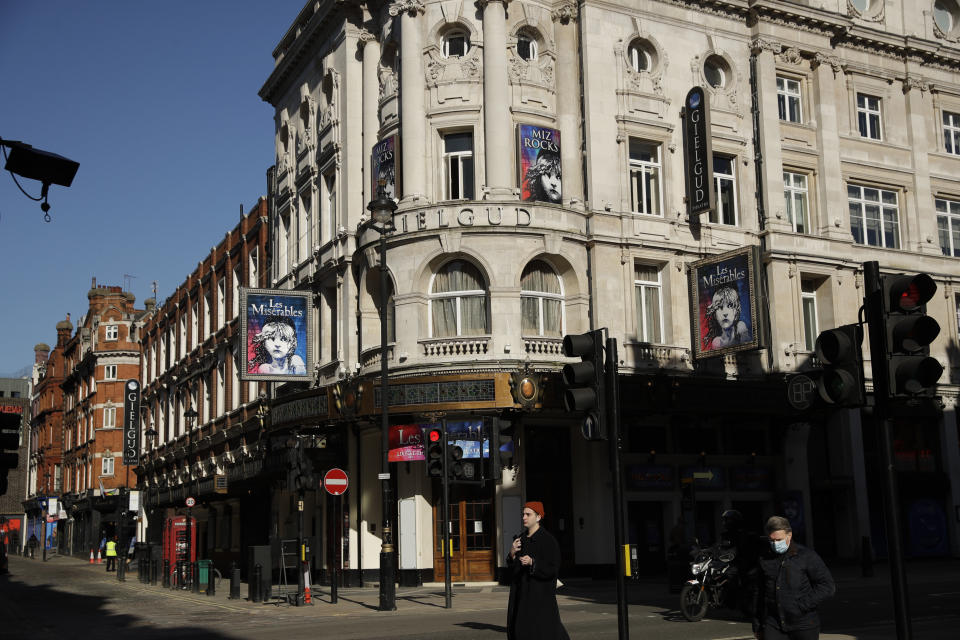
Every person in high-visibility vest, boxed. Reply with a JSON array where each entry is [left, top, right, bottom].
[[105, 536, 118, 572]]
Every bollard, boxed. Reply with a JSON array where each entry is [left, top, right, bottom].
[[151, 558, 158, 586], [251, 563, 262, 603], [163, 560, 170, 588], [207, 561, 216, 597], [139, 555, 146, 583], [117, 555, 126, 582], [229, 562, 241, 600], [192, 561, 200, 593]]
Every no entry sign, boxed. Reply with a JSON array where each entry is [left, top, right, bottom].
[[323, 468, 349, 496]]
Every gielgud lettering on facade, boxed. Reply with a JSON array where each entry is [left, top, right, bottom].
[[681, 86, 716, 217], [122, 379, 141, 466], [400, 206, 533, 232]]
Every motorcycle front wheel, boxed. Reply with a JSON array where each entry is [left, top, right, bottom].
[[679, 583, 709, 622]]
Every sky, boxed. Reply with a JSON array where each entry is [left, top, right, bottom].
[[0, 0, 307, 376]]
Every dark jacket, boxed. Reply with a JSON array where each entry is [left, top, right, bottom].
[[752, 541, 835, 632], [506, 527, 570, 640]]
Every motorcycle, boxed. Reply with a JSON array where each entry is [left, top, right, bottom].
[[679, 542, 739, 622]]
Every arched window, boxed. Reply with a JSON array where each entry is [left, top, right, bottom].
[[521, 261, 563, 337], [430, 260, 488, 337], [442, 28, 469, 58], [517, 31, 538, 61]]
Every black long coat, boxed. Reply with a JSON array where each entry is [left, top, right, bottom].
[[751, 541, 836, 632], [506, 527, 570, 640]]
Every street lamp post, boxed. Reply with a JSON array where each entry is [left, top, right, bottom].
[[183, 407, 197, 589], [368, 192, 397, 612], [42, 472, 51, 561]]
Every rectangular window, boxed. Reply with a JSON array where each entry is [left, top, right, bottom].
[[191, 302, 199, 350], [711, 155, 737, 226], [298, 192, 310, 262], [777, 76, 802, 123], [856, 93, 882, 140], [203, 293, 211, 341], [783, 171, 810, 234], [324, 172, 337, 245], [634, 264, 663, 344], [801, 279, 818, 352], [629, 140, 662, 216], [101, 456, 115, 476], [104, 324, 119, 341], [104, 364, 117, 380], [232, 265, 241, 319], [217, 278, 226, 328], [443, 132, 475, 200], [103, 407, 116, 429], [848, 184, 900, 248], [248, 248, 259, 288], [936, 197, 960, 257], [943, 111, 960, 155]]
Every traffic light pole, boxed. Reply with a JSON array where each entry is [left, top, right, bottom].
[[864, 260, 912, 640], [606, 337, 629, 640], [441, 419, 452, 609]]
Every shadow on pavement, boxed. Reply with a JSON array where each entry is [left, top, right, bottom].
[[0, 570, 238, 639], [456, 621, 507, 633]]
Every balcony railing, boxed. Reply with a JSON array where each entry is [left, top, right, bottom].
[[624, 343, 692, 371], [359, 344, 395, 370], [420, 336, 490, 358], [523, 337, 564, 356]]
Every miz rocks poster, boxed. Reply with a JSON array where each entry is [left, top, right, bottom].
[[371, 135, 399, 200], [689, 247, 760, 360], [517, 124, 562, 204], [240, 288, 313, 382]]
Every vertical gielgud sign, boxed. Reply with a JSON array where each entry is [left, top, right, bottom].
[[681, 86, 715, 217], [122, 379, 141, 466]]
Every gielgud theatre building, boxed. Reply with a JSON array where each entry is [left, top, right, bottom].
[[139, 0, 960, 584]]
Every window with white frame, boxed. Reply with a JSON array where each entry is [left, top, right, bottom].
[[104, 364, 117, 380], [634, 264, 664, 344], [203, 292, 211, 340], [521, 261, 563, 337], [232, 265, 241, 319], [430, 260, 488, 337], [628, 40, 651, 73], [629, 140, 662, 216], [848, 184, 900, 248], [856, 93, 882, 140], [324, 172, 337, 244], [298, 191, 310, 262], [777, 76, 802, 123], [944, 111, 960, 155], [179, 316, 187, 357], [936, 197, 960, 256], [801, 279, 819, 352], [231, 347, 241, 409], [191, 302, 199, 350], [102, 456, 115, 476], [442, 132, 475, 200], [104, 324, 119, 341], [103, 406, 116, 429], [442, 28, 469, 58], [248, 248, 259, 288], [517, 31, 538, 62], [217, 277, 225, 328], [783, 171, 810, 234], [711, 155, 738, 225]]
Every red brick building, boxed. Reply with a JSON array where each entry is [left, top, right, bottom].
[[60, 281, 146, 553], [29, 319, 71, 499]]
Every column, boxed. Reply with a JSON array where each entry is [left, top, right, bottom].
[[481, 0, 512, 197], [553, 3, 582, 204], [361, 30, 382, 207], [750, 38, 789, 233], [812, 54, 849, 240], [390, 1, 426, 202], [903, 78, 942, 255]]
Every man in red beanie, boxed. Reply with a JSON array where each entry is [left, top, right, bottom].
[[506, 501, 569, 639]]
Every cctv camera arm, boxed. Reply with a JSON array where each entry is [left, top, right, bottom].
[[1, 136, 79, 221]]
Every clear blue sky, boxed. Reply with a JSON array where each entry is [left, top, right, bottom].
[[0, 1, 306, 376]]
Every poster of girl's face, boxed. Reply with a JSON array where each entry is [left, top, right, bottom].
[[240, 289, 312, 382], [371, 135, 399, 200], [689, 247, 760, 359], [518, 124, 562, 204]]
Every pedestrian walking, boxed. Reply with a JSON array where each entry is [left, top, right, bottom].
[[506, 501, 569, 640], [105, 535, 118, 572], [27, 533, 38, 559], [752, 515, 835, 640]]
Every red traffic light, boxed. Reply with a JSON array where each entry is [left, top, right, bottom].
[[888, 273, 936, 312], [428, 428, 441, 443]]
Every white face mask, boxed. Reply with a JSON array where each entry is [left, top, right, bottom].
[[771, 538, 789, 554]]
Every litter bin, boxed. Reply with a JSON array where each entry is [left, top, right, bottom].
[[198, 559, 213, 592]]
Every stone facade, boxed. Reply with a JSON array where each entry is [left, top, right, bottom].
[[250, 0, 960, 579]]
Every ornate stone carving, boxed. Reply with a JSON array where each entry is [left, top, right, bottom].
[[319, 69, 340, 131], [902, 76, 931, 94], [750, 37, 782, 56], [847, 0, 884, 23], [378, 64, 398, 99], [812, 52, 844, 75], [552, 1, 577, 24], [476, 0, 512, 9], [777, 47, 803, 65], [388, 0, 425, 17], [296, 96, 317, 154]]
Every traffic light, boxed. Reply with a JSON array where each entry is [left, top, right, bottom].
[[426, 427, 444, 478], [287, 446, 316, 492], [486, 418, 515, 482], [880, 273, 943, 399], [814, 324, 866, 407], [561, 329, 606, 440]]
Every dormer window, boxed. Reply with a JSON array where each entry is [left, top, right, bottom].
[[443, 29, 469, 58]]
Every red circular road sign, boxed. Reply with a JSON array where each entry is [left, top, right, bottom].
[[323, 468, 349, 496], [185, 497, 196, 507]]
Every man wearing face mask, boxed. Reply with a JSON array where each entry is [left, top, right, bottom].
[[752, 516, 835, 639]]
